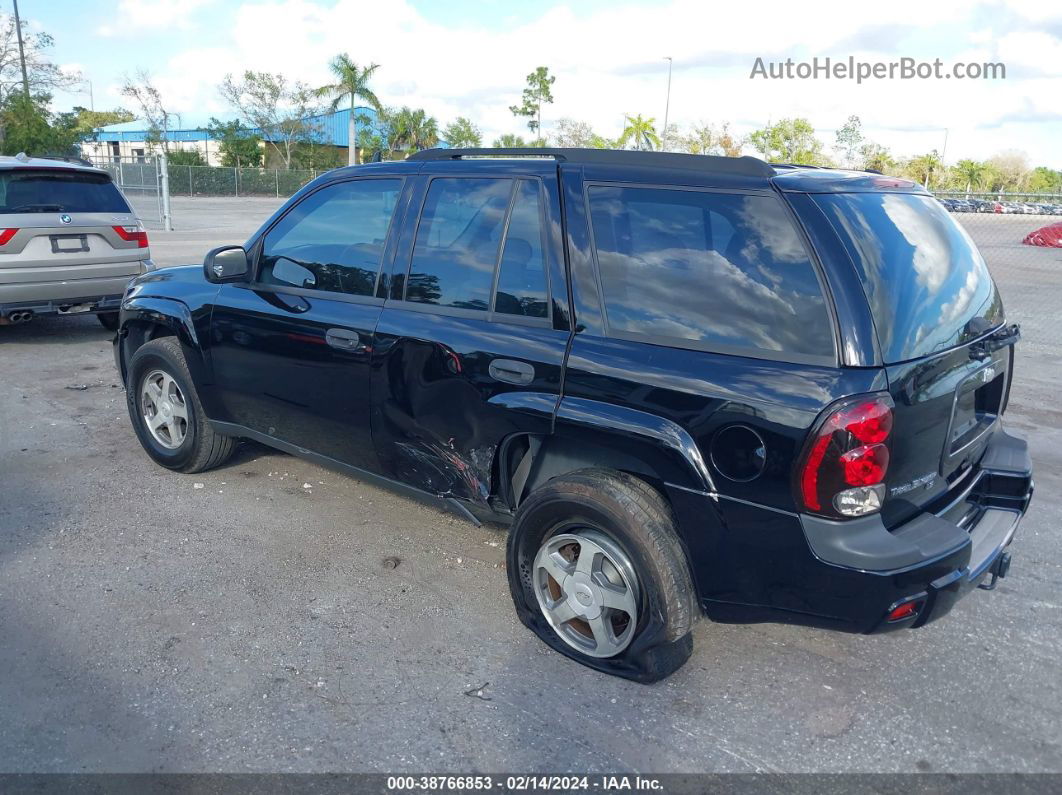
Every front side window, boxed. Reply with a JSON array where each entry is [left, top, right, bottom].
[[407, 178, 512, 310], [587, 185, 833, 359], [259, 178, 401, 296]]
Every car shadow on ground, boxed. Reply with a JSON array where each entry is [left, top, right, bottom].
[[0, 315, 114, 345]]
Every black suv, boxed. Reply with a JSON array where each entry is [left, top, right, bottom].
[[114, 148, 1033, 682]]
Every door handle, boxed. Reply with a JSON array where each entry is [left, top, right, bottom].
[[325, 328, 362, 350], [489, 358, 535, 385]]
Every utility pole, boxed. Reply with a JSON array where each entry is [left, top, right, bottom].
[[661, 56, 673, 151], [941, 128, 949, 166], [12, 0, 31, 98]]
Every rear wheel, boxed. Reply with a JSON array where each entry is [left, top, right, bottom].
[[126, 337, 236, 473], [507, 469, 696, 682], [97, 312, 120, 331]]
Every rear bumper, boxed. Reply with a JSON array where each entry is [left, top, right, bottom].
[[0, 293, 124, 317], [676, 426, 1032, 634], [0, 261, 150, 306]]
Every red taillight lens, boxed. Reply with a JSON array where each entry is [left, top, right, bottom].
[[113, 224, 149, 248], [798, 395, 894, 517], [0, 228, 18, 245]]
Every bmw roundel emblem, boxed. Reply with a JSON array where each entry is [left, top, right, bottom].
[[59, 213, 72, 225]]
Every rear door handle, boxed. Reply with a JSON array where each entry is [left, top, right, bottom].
[[325, 328, 361, 350], [489, 358, 535, 385]]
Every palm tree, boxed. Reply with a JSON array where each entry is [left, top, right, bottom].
[[316, 54, 381, 166], [493, 133, 528, 148], [954, 158, 986, 195], [618, 114, 660, 151], [391, 107, 439, 154]]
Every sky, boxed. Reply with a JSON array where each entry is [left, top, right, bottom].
[[21, 0, 1062, 168]]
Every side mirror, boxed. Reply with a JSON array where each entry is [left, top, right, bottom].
[[204, 245, 249, 283]]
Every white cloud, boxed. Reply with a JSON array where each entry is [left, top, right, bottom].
[[97, 0, 214, 36], [99, 0, 1062, 166]]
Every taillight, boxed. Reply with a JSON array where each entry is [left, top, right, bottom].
[[797, 395, 894, 518], [113, 223, 149, 248], [0, 228, 18, 245]]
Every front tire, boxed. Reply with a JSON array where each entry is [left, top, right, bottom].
[[126, 336, 236, 473], [507, 469, 696, 682]]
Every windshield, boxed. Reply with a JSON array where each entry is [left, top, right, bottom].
[[0, 169, 131, 214], [813, 192, 1003, 363]]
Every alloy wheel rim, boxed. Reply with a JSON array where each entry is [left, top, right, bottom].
[[140, 368, 189, 450], [532, 529, 640, 658]]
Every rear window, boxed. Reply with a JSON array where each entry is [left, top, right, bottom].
[[813, 192, 1003, 363], [0, 169, 130, 214], [587, 185, 834, 360]]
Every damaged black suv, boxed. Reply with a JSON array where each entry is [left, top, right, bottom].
[[114, 148, 1033, 682]]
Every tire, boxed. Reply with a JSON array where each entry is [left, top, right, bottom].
[[126, 336, 236, 473], [97, 312, 120, 331], [506, 468, 696, 683]]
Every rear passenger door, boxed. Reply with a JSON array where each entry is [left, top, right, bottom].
[[209, 177, 404, 471], [370, 163, 571, 511]]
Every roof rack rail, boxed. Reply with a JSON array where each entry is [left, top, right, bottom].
[[408, 147, 775, 178], [771, 163, 825, 170]]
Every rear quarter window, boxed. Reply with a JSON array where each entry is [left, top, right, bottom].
[[586, 185, 835, 361], [813, 192, 1003, 363], [0, 169, 131, 214]]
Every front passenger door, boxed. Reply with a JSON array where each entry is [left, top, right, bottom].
[[209, 177, 404, 471]]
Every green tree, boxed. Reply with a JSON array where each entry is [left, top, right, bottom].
[[618, 114, 660, 151], [834, 115, 863, 168], [120, 69, 173, 151], [986, 150, 1030, 191], [492, 133, 528, 148], [67, 107, 135, 138], [0, 92, 79, 156], [953, 158, 987, 193], [166, 149, 206, 166], [206, 118, 263, 167], [905, 151, 943, 188], [0, 14, 80, 108], [749, 118, 824, 164], [219, 70, 322, 169], [391, 107, 439, 153], [509, 66, 555, 142], [315, 55, 381, 166], [442, 116, 482, 148], [859, 142, 895, 173], [1028, 166, 1062, 193]]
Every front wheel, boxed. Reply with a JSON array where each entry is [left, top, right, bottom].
[[506, 469, 697, 682], [126, 336, 236, 473]]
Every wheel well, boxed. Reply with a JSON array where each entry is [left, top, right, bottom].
[[119, 320, 176, 380], [497, 433, 669, 511]]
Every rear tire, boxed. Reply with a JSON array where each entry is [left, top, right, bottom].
[[506, 468, 696, 682], [126, 337, 236, 473], [97, 312, 120, 331]]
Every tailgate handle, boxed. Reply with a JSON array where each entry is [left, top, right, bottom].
[[489, 359, 535, 385]]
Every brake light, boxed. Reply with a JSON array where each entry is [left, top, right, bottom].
[[112, 223, 149, 248], [0, 228, 18, 245], [798, 396, 894, 518]]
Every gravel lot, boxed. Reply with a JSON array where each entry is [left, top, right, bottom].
[[1, 199, 1060, 773]]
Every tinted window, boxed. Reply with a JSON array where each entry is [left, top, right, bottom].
[[814, 192, 1003, 363], [259, 178, 400, 296], [407, 178, 512, 310], [0, 169, 130, 214], [494, 179, 548, 319], [587, 186, 833, 358]]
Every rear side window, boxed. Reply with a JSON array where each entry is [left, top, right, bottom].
[[494, 180, 549, 319], [407, 177, 512, 310], [259, 178, 401, 296], [813, 192, 1003, 363], [587, 185, 834, 359], [0, 169, 130, 214]]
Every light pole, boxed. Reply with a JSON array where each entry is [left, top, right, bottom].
[[12, 0, 30, 98], [940, 128, 949, 165], [661, 56, 673, 151]]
